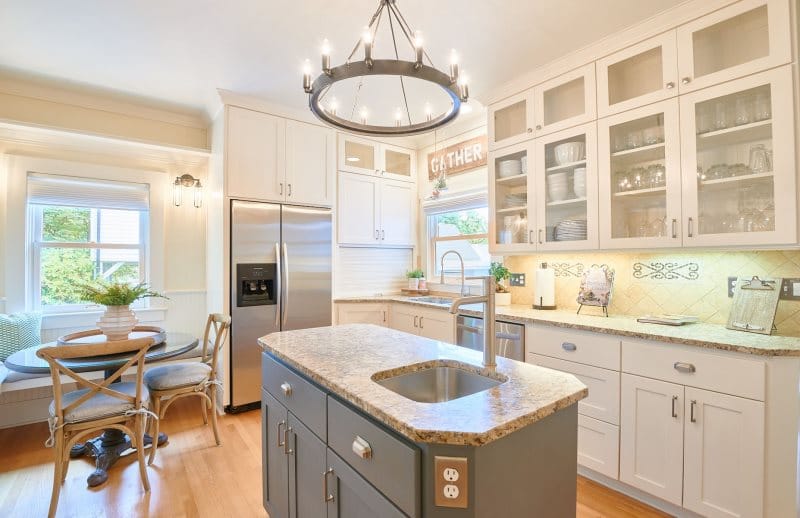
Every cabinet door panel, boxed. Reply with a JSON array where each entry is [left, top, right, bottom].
[[326, 449, 406, 518], [683, 388, 764, 518], [339, 135, 379, 175], [533, 63, 596, 137], [379, 179, 414, 246], [262, 389, 289, 518], [619, 374, 684, 505], [489, 140, 534, 253], [336, 303, 389, 326], [286, 121, 334, 207], [389, 304, 419, 335], [488, 89, 535, 150], [381, 143, 416, 182], [288, 414, 328, 518], [337, 173, 380, 245], [416, 308, 455, 343], [227, 106, 285, 202], [578, 414, 620, 480]]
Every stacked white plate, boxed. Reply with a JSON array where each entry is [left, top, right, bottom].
[[553, 218, 588, 241], [504, 193, 527, 207], [548, 172, 569, 202], [573, 168, 587, 198], [498, 159, 522, 178]]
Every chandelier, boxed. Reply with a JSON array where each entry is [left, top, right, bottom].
[[301, 0, 469, 136]]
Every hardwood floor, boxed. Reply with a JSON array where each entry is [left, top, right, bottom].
[[0, 399, 668, 518]]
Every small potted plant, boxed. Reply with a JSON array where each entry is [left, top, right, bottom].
[[489, 262, 512, 306], [80, 282, 167, 341], [406, 269, 424, 291]]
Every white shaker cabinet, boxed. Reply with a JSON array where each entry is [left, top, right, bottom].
[[227, 106, 285, 203], [337, 172, 415, 247], [379, 179, 414, 246], [336, 303, 389, 327], [285, 120, 335, 207], [389, 304, 455, 343]]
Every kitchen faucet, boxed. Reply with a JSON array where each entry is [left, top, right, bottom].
[[439, 250, 469, 296]]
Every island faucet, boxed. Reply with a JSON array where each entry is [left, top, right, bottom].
[[448, 275, 497, 368], [439, 250, 469, 296]]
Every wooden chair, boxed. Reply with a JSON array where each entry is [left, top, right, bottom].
[[145, 313, 231, 465], [36, 336, 156, 518]]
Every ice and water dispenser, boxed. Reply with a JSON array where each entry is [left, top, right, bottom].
[[236, 263, 277, 307]]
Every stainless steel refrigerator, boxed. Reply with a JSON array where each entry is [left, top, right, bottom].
[[229, 200, 332, 411]]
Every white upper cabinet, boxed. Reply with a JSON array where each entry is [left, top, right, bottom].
[[488, 140, 534, 253], [337, 172, 415, 247], [338, 135, 416, 182], [679, 66, 796, 247], [597, 32, 679, 117], [488, 89, 535, 150], [598, 99, 683, 249], [676, 0, 791, 94], [285, 120, 335, 207], [533, 63, 597, 137], [379, 179, 414, 246], [226, 106, 285, 203]]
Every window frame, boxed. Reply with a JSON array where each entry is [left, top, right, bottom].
[[425, 195, 490, 279], [28, 205, 150, 313]]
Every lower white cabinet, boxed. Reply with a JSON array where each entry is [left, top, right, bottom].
[[389, 305, 454, 343], [577, 414, 619, 480], [336, 303, 389, 327]]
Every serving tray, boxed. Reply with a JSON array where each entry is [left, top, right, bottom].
[[57, 326, 167, 346]]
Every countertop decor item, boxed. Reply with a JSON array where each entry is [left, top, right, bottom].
[[726, 276, 781, 335], [57, 326, 167, 346], [636, 315, 699, 326], [301, 0, 469, 136], [533, 262, 556, 310], [406, 269, 424, 291], [489, 262, 512, 306], [576, 265, 614, 316], [79, 282, 167, 341]]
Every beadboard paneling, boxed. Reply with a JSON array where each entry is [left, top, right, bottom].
[[335, 247, 413, 297]]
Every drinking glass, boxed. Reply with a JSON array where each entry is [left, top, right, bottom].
[[754, 92, 771, 121], [626, 130, 643, 149], [734, 96, 752, 126], [696, 105, 712, 134], [714, 101, 728, 130], [749, 144, 772, 174]]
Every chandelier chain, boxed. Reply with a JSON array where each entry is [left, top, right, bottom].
[[386, 5, 413, 125], [350, 5, 385, 119], [386, 1, 435, 68], [346, 1, 384, 63]]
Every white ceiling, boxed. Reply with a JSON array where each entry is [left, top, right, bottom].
[[0, 0, 685, 122]]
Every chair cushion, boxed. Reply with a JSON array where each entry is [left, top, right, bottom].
[[144, 362, 212, 391], [49, 382, 148, 423], [0, 312, 42, 361]]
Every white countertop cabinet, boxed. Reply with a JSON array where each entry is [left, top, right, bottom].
[[335, 303, 389, 327]]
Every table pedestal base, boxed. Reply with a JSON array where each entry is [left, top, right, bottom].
[[70, 429, 167, 487]]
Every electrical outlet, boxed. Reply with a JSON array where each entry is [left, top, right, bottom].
[[727, 277, 738, 297], [780, 278, 800, 300], [434, 456, 468, 508], [509, 273, 526, 287]]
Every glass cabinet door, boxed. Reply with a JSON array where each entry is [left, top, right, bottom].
[[338, 135, 379, 175], [381, 143, 415, 181], [533, 123, 598, 250], [598, 99, 682, 249], [680, 66, 796, 246], [488, 90, 534, 150], [489, 142, 533, 252], [676, 0, 791, 93], [533, 63, 596, 137], [597, 32, 678, 117]]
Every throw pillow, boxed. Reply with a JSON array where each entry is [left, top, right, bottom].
[[0, 312, 43, 361]]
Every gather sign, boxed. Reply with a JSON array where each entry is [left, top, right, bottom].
[[427, 135, 488, 180]]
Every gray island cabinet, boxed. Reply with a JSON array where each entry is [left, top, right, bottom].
[[259, 324, 587, 518]]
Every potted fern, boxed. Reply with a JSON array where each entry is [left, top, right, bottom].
[[489, 262, 512, 306], [80, 282, 167, 341]]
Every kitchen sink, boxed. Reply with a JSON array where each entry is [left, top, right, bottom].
[[408, 296, 454, 305], [372, 362, 506, 403]]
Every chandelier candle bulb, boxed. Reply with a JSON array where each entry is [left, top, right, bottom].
[[321, 38, 331, 74], [458, 74, 470, 102], [302, 59, 312, 93], [360, 106, 368, 124], [414, 30, 424, 69], [449, 49, 459, 82], [425, 103, 432, 122], [328, 97, 338, 116], [395, 107, 403, 126], [362, 26, 373, 67]]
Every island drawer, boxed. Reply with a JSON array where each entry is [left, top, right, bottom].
[[622, 340, 765, 401], [327, 396, 420, 518], [528, 325, 621, 370], [262, 354, 327, 440]]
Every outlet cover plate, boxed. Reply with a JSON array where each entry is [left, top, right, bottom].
[[509, 273, 526, 287], [434, 456, 468, 508]]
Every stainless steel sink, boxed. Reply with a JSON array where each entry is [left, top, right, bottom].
[[408, 296, 454, 305], [373, 363, 505, 403]]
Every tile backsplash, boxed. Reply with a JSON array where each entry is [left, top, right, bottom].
[[505, 250, 800, 336]]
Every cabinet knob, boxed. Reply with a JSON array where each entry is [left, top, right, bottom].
[[681, 77, 691, 85], [352, 435, 373, 459], [280, 382, 293, 397], [665, 81, 675, 89], [527, 127, 533, 133], [535, 125, 542, 130]]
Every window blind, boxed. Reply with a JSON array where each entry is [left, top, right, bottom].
[[27, 173, 149, 211], [422, 189, 487, 216]]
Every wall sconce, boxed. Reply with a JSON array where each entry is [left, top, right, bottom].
[[173, 174, 202, 208]]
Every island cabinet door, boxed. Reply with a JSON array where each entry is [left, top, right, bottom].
[[288, 414, 328, 518], [619, 374, 684, 506], [262, 390, 290, 518], [325, 449, 406, 518]]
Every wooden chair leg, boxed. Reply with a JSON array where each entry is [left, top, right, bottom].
[[148, 397, 161, 466], [135, 416, 150, 492], [200, 394, 208, 425], [48, 434, 64, 518], [209, 387, 221, 446]]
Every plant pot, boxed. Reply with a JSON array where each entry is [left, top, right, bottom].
[[418, 278, 427, 291], [97, 305, 138, 341], [407, 278, 420, 290], [495, 292, 512, 306]]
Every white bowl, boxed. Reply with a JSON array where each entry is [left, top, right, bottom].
[[498, 159, 522, 178], [548, 184, 569, 202], [554, 142, 585, 165]]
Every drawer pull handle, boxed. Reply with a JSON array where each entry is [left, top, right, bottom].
[[284, 426, 294, 455], [352, 435, 373, 460], [561, 342, 577, 352], [280, 382, 293, 397], [322, 467, 335, 502], [673, 362, 696, 374], [671, 396, 678, 418], [414, 315, 418, 328], [277, 420, 286, 447], [690, 400, 697, 423], [419, 316, 424, 329]]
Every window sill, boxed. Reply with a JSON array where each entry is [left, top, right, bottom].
[[41, 307, 167, 330]]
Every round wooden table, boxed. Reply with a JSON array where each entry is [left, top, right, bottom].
[[4, 332, 199, 487]]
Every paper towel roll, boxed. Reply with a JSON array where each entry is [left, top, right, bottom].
[[534, 263, 555, 308]]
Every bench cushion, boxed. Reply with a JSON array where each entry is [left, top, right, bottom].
[[144, 362, 211, 391], [49, 382, 148, 423], [0, 313, 42, 361]]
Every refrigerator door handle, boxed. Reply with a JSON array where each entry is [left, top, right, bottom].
[[274, 242, 282, 328], [282, 242, 289, 326]]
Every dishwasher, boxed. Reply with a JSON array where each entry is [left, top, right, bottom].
[[456, 315, 525, 361]]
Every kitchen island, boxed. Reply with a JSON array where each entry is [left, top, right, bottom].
[[259, 324, 587, 518]]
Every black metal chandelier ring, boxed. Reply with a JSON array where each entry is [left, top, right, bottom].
[[308, 59, 462, 136]]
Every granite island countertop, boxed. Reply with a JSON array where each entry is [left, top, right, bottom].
[[258, 324, 587, 446], [335, 295, 800, 356]]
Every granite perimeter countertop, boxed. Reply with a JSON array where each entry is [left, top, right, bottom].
[[335, 295, 800, 356], [259, 324, 587, 446]]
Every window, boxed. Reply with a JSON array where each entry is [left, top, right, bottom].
[[27, 174, 149, 312], [426, 193, 490, 278]]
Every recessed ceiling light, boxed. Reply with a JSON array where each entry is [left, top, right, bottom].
[[346, 157, 361, 163]]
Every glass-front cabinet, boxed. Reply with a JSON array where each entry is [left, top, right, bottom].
[[533, 123, 598, 250], [533, 63, 596, 137], [679, 66, 796, 246], [597, 32, 678, 117], [598, 99, 682, 249], [488, 141, 532, 253], [380, 142, 415, 181], [676, 0, 791, 94], [338, 135, 415, 181], [488, 90, 535, 150]]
